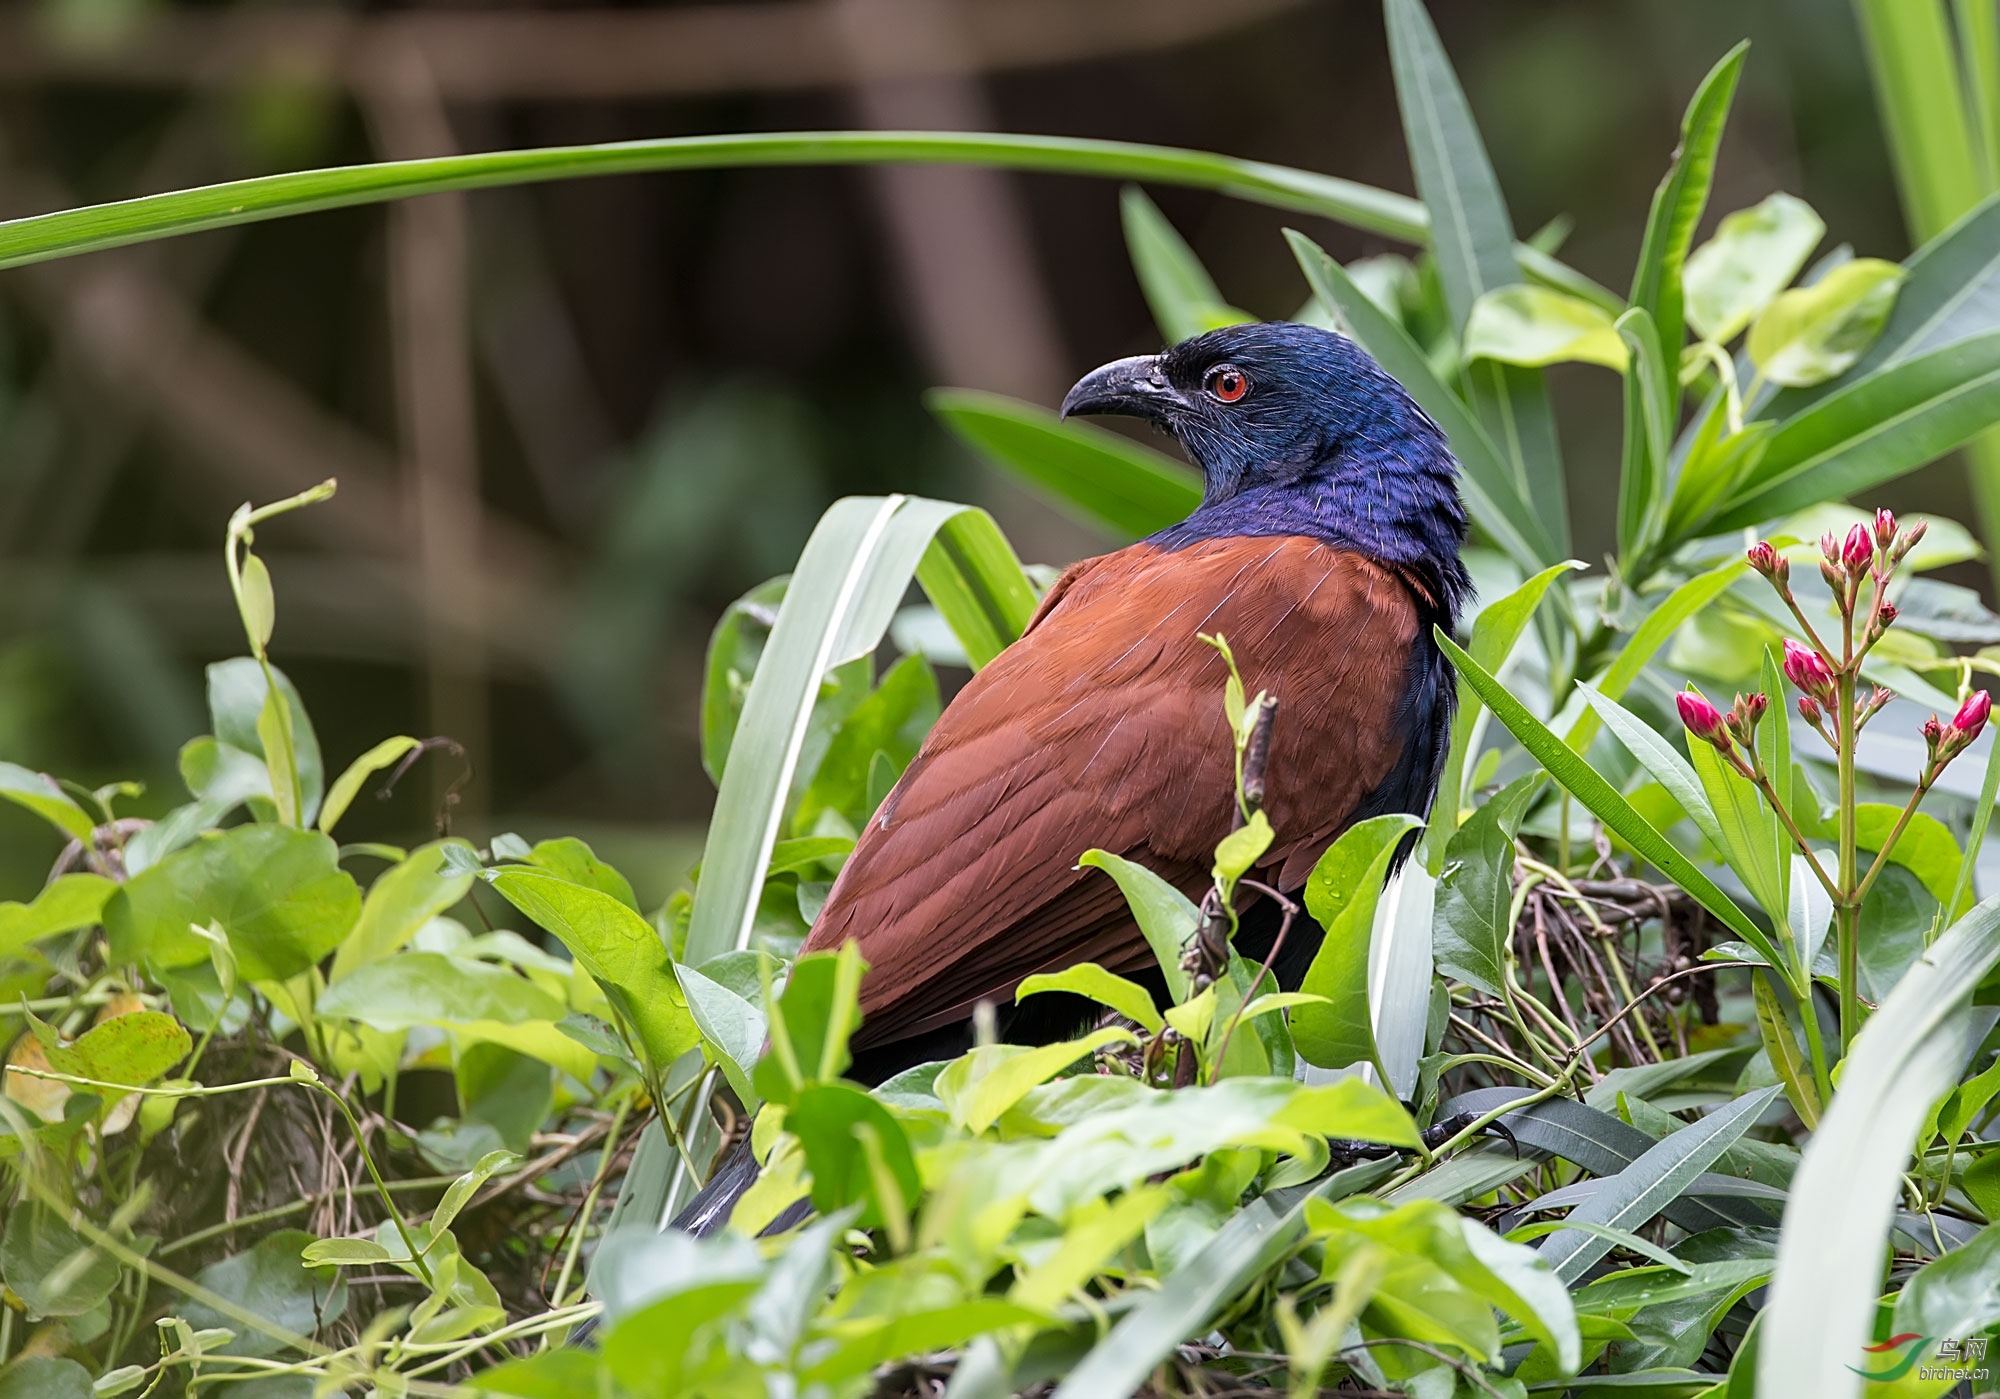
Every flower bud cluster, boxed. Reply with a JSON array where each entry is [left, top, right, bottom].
[[1924, 690, 1993, 770], [1676, 689, 1765, 779]]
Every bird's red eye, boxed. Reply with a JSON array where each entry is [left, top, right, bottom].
[[1206, 366, 1250, 403]]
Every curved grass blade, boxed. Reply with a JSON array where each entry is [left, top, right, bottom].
[[1384, 0, 1567, 550], [927, 389, 1201, 540], [1616, 307, 1673, 564], [1759, 896, 2000, 1398], [1120, 185, 1251, 343], [1628, 42, 1748, 399], [0, 129, 1612, 306], [1438, 628, 1781, 966]]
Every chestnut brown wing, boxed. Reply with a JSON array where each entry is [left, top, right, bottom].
[[800, 534, 1422, 1049]]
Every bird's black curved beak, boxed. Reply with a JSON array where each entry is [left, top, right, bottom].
[[1059, 354, 1188, 423]]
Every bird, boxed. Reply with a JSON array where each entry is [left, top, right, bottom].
[[674, 320, 1469, 1233]]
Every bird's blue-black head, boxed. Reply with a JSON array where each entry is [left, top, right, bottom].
[[1062, 321, 1469, 621]]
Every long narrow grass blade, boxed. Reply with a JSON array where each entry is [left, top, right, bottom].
[[1120, 186, 1251, 342], [1853, 0, 1986, 243], [0, 129, 1613, 306], [1759, 897, 2000, 1397]]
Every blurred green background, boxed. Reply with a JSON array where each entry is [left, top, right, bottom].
[[0, 0, 1955, 903]]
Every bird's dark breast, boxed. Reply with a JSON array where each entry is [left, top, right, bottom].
[[799, 534, 1445, 1051]]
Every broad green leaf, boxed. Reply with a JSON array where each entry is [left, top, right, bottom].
[[752, 944, 866, 1106], [684, 497, 1030, 969], [1683, 193, 1826, 343], [1012, 1185, 1168, 1312], [1291, 813, 1423, 1075], [928, 389, 1201, 540], [522, 836, 638, 912], [675, 961, 767, 1109], [1565, 556, 1749, 752], [237, 551, 276, 654], [934, 1029, 1137, 1135], [1578, 686, 1724, 853], [1855, 804, 1962, 909], [794, 653, 938, 836], [1759, 897, 2000, 1397], [1616, 307, 1673, 562], [787, 1081, 920, 1229], [1383, 0, 1567, 550], [1288, 231, 1553, 574], [317, 955, 591, 1081], [1747, 257, 1906, 387], [1439, 629, 1781, 965], [0, 874, 114, 959], [329, 840, 475, 981], [1120, 185, 1251, 342], [0, 762, 96, 843], [1539, 1087, 1781, 1283], [1463, 285, 1625, 369], [484, 866, 696, 1074], [104, 824, 361, 980], [1078, 850, 1196, 1003], [182, 1230, 346, 1357], [301, 1238, 394, 1267], [1212, 809, 1273, 882], [1433, 774, 1541, 997], [0, 1359, 92, 1399], [1712, 332, 2000, 528], [1892, 1221, 2000, 1341], [1017, 963, 1165, 1034], [426, 1149, 518, 1244], [317, 734, 419, 835], [32, 1009, 191, 1093], [1629, 43, 1748, 387], [206, 658, 323, 828], [0, 1205, 118, 1317]]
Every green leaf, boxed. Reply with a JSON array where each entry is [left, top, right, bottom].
[[104, 825, 361, 981], [300, 1238, 395, 1266], [1438, 628, 1782, 965], [1078, 850, 1196, 1004], [317, 735, 419, 835], [1747, 257, 1907, 387], [1433, 774, 1541, 997], [238, 551, 277, 654], [1291, 813, 1423, 1074], [1288, 231, 1553, 574], [1892, 1221, 2000, 1340], [183, 1230, 346, 1358], [1119, 185, 1251, 342], [787, 1081, 920, 1228], [752, 944, 866, 1107], [206, 658, 323, 828], [1538, 1087, 1781, 1283], [684, 497, 1030, 969], [700, 575, 788, 784], [1629, 42, 1748, 385], [35, 1010, 191, 1091], [794, 654, 938, 836], [483, 866, 696, 1074], [928, 389, 1201, 540], [1017, 963, 1165, 1034], [0, 762, 97, 843], [1682, 709, 1784, 921], [0, 1359, 91, 1399], [1751, 971, 1821, 1129], [329, 840, 475, 981], [912, 508, 1040, 671], [1758, 896, 2000, 1397], [1683, 193, 1826, 344], [1711, 332, 2000, 528], [1212, 809, 1274, 882], [522, 836, 639, 913], [1383, 0, 1567, 551], [0, 1204, 119, 1317], [675, 961, 766, 1109], [318, 953, 564, 1027], [0, 874, 114, 960], [933, 1029, 1137, 1135], [1852, 0, 1987, 244], [1616, 307, 1674, 562], [1463, 285, 1626, 369], [254, 671, 301, 826], [426, 1148, 518, 1245]]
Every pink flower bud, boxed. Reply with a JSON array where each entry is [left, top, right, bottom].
[[1878, 601, 1898, 628], [1746, 540, 1778, 576], [1677, 691, 1726, 744], [1739, 692, 1770, 727], [1952, 689, 1991, 741], [1923, 714, 1946, 752], [1875, 508, 1897, 549], [1820, 530, 1843, 567], [1843, 523, 1874, 573], [1797, 695, 1824, 725], [1782, 638, 1836, 704]]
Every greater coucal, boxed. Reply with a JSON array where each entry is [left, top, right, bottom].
[[676, 321, 1469, 1232]]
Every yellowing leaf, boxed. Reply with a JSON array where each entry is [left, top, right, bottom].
[[1463, 285, 1627, 370]]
